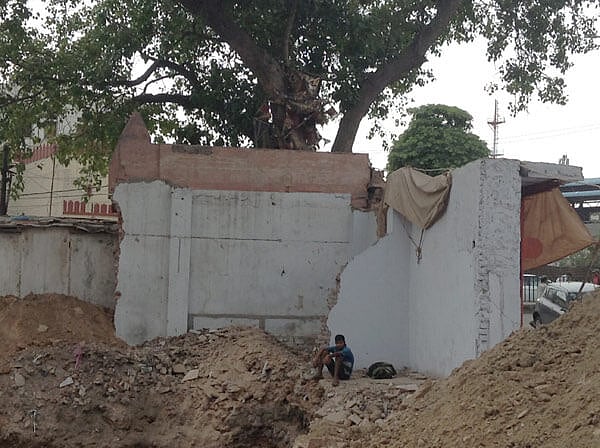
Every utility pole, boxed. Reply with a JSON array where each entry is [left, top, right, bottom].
[[0, 143, 10, 215], [487, 99, 505, 158]]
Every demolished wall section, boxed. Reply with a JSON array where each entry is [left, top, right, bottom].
[[113, 181, 172, 344], [474, 159, 522, 353], [110, 113, 377, 346], [328, 210, 412, 369], [405, 161, 484, 376], [334, 159, 522, 376]]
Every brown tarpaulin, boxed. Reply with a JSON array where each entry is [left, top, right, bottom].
[[521, 187, 595, 271], [384, 167, 452, 229]]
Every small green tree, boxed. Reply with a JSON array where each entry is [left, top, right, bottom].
[[387, 104, 489, 172]]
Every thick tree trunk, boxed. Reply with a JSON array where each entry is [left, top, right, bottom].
[[331, 92, 377, 153], [181, 0, 463, 153], [180, 0, 323, 150], [332, 0, 464, 153]]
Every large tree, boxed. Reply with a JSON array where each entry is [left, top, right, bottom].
[[1, 0, 598, 178], [387, 104, 489, 172]]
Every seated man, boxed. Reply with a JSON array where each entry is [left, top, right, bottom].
[[312, 334, 354, 386]]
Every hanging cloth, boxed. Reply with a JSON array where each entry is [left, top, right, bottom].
[[384, 167, 452, 229]]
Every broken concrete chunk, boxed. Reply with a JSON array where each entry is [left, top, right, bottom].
[[182, 369, 200, 382], [14, 372, 25, 387], [201, 384, 220, 399], [37, 324, 48, 333], [396, 383, 419, 393], [323, 410, 347, 424], [348, 414, 362, 426], [172, 364, 186, 374], [59, 377, 74, 388]]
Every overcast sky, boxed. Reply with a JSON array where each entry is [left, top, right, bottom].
[[324, 39, 600, 180]]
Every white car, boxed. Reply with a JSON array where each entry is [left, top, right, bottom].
[[531, 281, 598, 327]]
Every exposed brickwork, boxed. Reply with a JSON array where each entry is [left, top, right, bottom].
[[109, 113, 373, 209], [63, 200, 117, 217]]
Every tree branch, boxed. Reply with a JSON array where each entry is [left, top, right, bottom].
[[282, 0, 298, 65], [114, 61, 162, 87], [0, 89, 44, 108], [331, 0, 463, 152], [134, 92, 194, 108], [178, 0, 286, 98], [112, 58, 200, 88]]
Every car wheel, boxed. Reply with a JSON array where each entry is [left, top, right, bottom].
[[532, 314, 542, 328]]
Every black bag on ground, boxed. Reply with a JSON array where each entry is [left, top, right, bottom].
[[367, 362, 396, 379]]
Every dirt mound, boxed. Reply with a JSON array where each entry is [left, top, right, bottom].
[[0, 296, 326, 448], [332, 290, 600, 448], [4, 291, 600, 447], [0, 294, 123, 369]]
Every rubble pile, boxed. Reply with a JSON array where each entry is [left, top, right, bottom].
[[0, 304, 318, 446], [3, 291, 600, 447], [1, 294, 422, 448]]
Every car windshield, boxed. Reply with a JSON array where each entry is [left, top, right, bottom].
[[567, 292, 581, 301]]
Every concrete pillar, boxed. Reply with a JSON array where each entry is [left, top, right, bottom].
[[167, 189, 192, 336]]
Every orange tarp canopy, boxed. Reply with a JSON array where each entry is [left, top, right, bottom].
[[521, 187, 595, 271]]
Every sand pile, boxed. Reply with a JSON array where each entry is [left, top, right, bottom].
[[340, 290, 600, 448], [0, 294, 123, 371]]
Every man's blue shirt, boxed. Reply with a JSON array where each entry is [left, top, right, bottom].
[[328, 345, 354, 369]]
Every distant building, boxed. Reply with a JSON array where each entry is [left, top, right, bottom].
[[561, 178, 600, 236], [7, 144, 116, 219]]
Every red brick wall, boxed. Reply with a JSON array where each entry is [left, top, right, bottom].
[[109, 113, 373, 208]]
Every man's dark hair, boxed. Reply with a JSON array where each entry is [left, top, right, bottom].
[[334, 334, 345, 343]]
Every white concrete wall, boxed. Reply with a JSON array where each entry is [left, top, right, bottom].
[[113, 181, 172, 344], [333, 159, 522, 377], [407, 159, 521, 376], [113, 181, 377, 345], [0, 228, 117, 308], [113, 159, 522, 376], [328, 211, 412, 370]]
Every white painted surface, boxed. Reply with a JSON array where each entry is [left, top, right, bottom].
[[114, 181, 173, 344], [167, 189, 192, 336], [350, 211, 379, 256], [20, 229, 69, 295], [0, 235, 21, 295], [113, 182, 375, 345], [68, 234, 118, 308], [328, 210, 412, 370], [333, 159, 522, 377], [0, 228, 116, 308]]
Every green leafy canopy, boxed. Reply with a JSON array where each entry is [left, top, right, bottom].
[[0, 0, 598, 196], [387, 104, 490, 172]]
